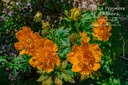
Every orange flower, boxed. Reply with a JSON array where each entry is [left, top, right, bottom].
[[14, 26, 43, 55], [97, 15, 108, 23], [79, 31, 90, 42], [15, 26, 60, 73], [93, 26, 112, 41], [29, 38, 60, 73], [67, 31, 101, 75], [92, 16, 108, 27], [92, 15, 112, 41]]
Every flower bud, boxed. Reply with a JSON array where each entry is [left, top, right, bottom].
[[41, 21, 50, 29], [70, 8, 81, 21], [69, 34, 78, 42], [34, 11, 42, 22], [41, 29, 48, 36], [2, 0, 10, 3]]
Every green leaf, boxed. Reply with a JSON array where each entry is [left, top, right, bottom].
[[58, 47, 71, 58], [0, 57, 7, 63], [105, 0, 114, 6], [43, 77, 53, 85], [60, 38, 69, 45], [55, 76, 63, 85], [64, 10, 70, 17], [61, 71, 73, 82], [63, 17, 71, 22], [81, 24, 92, 31], [81, 13, 92, 21], [37, 75, 53, 85], [53, 28, 70, 45], [37, 75, 47, 82]]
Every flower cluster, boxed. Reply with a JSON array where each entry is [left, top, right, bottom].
[[15, 26, 60, 73], [29, 38, 60, 73], [67, 31, 101, 75], [14, 26, 42, 55], [92, 15, 112, 41]]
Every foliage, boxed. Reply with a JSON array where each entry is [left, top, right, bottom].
[[0, 54, 31, 75]]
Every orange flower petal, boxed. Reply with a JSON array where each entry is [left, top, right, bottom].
[[19, 50, 26, 55], [56, 57, 60, 66], [72, 44, 81, 52], [43, 38, 58, 52], [29, 57, 39, 67], [14, 42, 23, 50], [72, 63, 82, 72], [67, 52, 78, 64], [79, 31, 90, 42], [93, 63, 100, 71], [47, 67, 54, 73], [92, 22, 99, 27]]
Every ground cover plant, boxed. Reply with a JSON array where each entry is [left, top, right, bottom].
[[0, 0, 128, 85]]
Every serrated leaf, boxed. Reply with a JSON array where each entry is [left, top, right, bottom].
[[61, 71, 73, 82], [37, 70, 45, 74], [42, 77, 53, 85], [0, 57, 7, 63], [81, 13, 92, 21], [37, 75, 48, 82], [80, 74, 88, 81], [60, 38, 70, 45], [81, 24, 92, 30], [58, 47, 71, 58], [55, 76, 63, 85], [63, 17, 71, 22], [64, 10, 70, 17]]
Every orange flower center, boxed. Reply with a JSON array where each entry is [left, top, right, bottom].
[[26, 38, 32, 43]]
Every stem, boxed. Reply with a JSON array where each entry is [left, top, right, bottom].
[[75, 21, 79, 32], [121, 36, 125, 57], [77, 76, 81, 85]]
